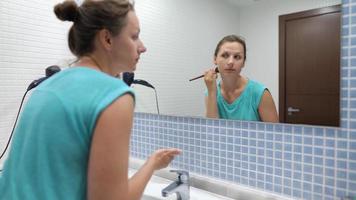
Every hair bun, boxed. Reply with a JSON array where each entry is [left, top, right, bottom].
[[54, 0, 79, 22]]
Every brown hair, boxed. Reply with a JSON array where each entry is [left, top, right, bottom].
[[214, 35, 246, 61], [54, 0, 134, 57]]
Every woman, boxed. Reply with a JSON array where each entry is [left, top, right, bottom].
[[204, 35, 278, 122], [0, 1, 180, 200]]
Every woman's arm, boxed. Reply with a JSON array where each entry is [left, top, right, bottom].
[[258, 90, 279, 123], [128, 148, 181, 200], [87, 94, 134, 200], [204, 68, 219, 118], [205, 95, 219, 118]]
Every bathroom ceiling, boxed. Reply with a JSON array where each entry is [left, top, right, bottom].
[[223, 0, 262, 7]]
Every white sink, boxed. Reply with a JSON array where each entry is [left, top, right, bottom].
[[128, 169, 233, 200], [129, 159, 292, 200]]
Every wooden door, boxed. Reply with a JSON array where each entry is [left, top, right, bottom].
[[279, 5, 341, 126]]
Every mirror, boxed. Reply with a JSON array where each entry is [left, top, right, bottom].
[[132, 0, 342, 126]]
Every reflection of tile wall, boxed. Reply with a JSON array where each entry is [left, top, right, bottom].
[[130, 1, 356, 200]]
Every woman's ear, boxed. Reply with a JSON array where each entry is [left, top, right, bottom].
[[213, 56, 217, 65], [98, 29, 113, 51], [242, 58, 246, 68]]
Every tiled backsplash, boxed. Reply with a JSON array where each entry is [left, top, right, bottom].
[[131, 113, 354, 200], [130, 1, 356, 200]]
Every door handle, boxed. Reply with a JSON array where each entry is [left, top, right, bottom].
[[287, 107, 300, 115]]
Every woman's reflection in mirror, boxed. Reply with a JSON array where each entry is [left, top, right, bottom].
[[204, 35, 279, 122]]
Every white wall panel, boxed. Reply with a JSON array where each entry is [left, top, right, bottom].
[[0, 0, 72, 167]]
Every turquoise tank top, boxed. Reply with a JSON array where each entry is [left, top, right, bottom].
[[213, 79, 266, 121], [0, 67, 134, 200]]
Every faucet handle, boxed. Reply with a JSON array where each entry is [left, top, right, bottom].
[[170, 170, 189, 183]]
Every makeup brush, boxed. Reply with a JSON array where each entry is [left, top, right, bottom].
[[189, 67, 219, 81]]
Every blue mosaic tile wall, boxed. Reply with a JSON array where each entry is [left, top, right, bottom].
[[130, 1, 356, 200]]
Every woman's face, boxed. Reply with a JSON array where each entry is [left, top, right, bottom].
[[111, 11, 146, 73], [214, 41, 245, 77]]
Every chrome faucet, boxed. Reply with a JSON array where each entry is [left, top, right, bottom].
[[162, 170, 190, 200]]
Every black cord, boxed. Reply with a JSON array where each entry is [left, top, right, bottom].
[[0, 86, 159, 172], [0, 66, 61, 172], [0, 91, 28, 161], [153, 88, 160, 114], [130, 79, 159, 114]]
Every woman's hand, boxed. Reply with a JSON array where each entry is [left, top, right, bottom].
[[129, 148, 181, 200], [204, 67, 218, 91], [146, 148, 181, 170]]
